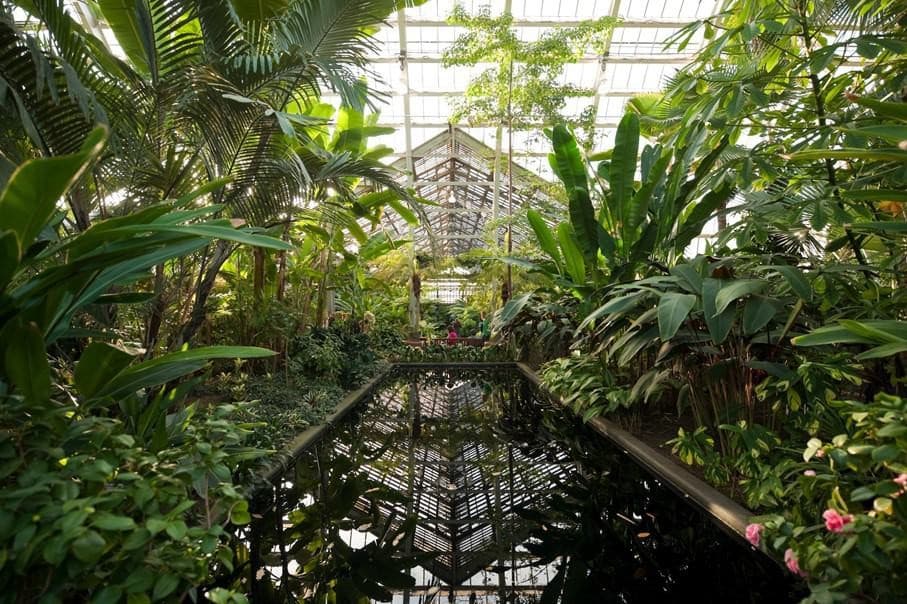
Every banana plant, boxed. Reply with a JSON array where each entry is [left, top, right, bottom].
[[519, 113, 734, 293]]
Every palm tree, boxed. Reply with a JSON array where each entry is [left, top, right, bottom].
[[1, 0, 419, 348]]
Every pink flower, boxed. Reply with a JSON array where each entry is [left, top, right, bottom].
[[815, 448, 825, 458], [784, 548, 804, 576], [894, 473, 907, 487], [803, 470, 816, 477], [822, 508, 854, 533], [745, 523, 763, 547]]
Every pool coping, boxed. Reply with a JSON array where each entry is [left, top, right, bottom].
[[259, 361, 754, 543], [258, 365, 394, 485], [515, 362, 753, 543]]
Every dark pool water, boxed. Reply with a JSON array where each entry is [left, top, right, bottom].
[[229, 366, 801, 603]]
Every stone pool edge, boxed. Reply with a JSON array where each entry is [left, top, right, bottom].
[[515, 361, 754, 543], [259, 366, 394, 485]]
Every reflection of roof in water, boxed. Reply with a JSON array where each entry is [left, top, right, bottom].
[[334, 369, 574, 587]]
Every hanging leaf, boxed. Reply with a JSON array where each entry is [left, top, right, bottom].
[[769, 265, 811, 301], [742, 296, 780, 335], [714, 279, 766, 314], [2, 321, 50, 403], [495, 293, 534, 329], [557, 223, 586, 284], [527, 210, 562, 268], [657, 292, 697, 341], [670, 263, 703, 294], [577, 292, 648, 332], [702, 278, 735, 344]]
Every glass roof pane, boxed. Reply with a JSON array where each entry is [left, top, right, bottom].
[[376, 0, 715, 184]]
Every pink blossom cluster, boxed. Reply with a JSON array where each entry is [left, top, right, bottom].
[[745, 523, 762, 547], [822, 509, 853, 533], [784, 548, 804, 576], [894, 473, 907, 498]]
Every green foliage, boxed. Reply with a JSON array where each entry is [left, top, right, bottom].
[[540, 355, 630, 421], [517, 118, 733, 302], [0, 398, 257, 602], [0, 141, 285, 601], [755, 393, 907, 603], [492, 292, 578, 365], [443, 6, 616, 142]]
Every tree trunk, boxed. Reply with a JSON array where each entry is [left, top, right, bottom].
[[275, 249, 287, 301], [144, 263, 167, 358], [68, 182, 92, 232], [253, 247, 266, 306], [408, 272, 421, 338], [173, 240, 236, 348]]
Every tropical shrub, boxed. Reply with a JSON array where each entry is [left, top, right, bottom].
[[0, 398, 257, 603], [0, 129, 284, 601], [540, 355, 631, 422], [751, 393, 907, 603], [492, 292, 578, 365]]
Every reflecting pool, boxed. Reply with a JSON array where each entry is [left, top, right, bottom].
[[229, 366, 802, 603]]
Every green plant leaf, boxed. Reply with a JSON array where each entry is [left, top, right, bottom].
[[670, 263, 702, 294], [0, 127, 107, 258], [742, 296, 779, 335], [791, 320, 907, 346], [714, 279, 766, 314], [702, 278, 734, 344], [789, 149, 907, 163], [387, 199, 418, 225], [495, 293, 533, 329], [152, 574, 180, 600], [857, 343, 907, 360], [557, 223, 586, 284], [75, 342, 136, 399], [611, 112, 640, 240], [629, 151, 670, 235], [72, 530, 106, 564], [849, 94, 907, 121], [93, 346, 275, 400], [841, 189, 907, 202], [838, 319, 906, 344], [92, 513, 136, 531], [770, 265, 811, 300], [96, 0, 153, 74], [657, 292, 697, 340], [2, 320, 50, 403], [577, 292, 647, 332], [527, 210, 562, 268], [551, 125, 597, 265], [103, 224, 293, 250]]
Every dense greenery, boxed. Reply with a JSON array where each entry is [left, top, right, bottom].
[[2, 0, 906, 601], [0, 0, 422, 601], [499, 1, 907, 601]]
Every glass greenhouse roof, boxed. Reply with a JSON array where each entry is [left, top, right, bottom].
[[55, 0, 727, 256], [343, 0, 722, 181], [59, 0, 722, 181]]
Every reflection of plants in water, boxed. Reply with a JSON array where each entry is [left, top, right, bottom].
[[243, 441, 431, 602]]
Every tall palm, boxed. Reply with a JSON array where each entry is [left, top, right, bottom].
[[1, 0, 419, 348]]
